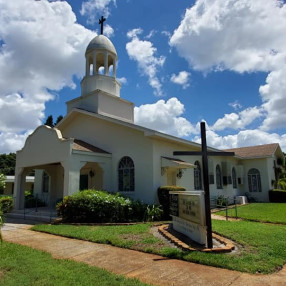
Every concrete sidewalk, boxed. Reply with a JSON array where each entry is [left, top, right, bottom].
[[2, 221, 286, 286]]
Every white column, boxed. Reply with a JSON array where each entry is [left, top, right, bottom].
[[92, 51, 97, 75], [113, 56, 117, 77], [86, 57, 89, 76], [104, 51, 108, 75], [62, 160, 86, 197], [14, 167, 26, 210]]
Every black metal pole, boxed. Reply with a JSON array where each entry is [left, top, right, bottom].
[[201, 122, 213, 248]]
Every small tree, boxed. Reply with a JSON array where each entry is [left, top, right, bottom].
[[55, 115, 63, 125], [0, 173, 5, 195], [44, 115, 54, 127]]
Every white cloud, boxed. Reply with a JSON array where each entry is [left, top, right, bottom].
[[146, 30, 156, 39], [127, 28, 143, 39], [117, 77, 127, 84], [103, 24, 114, 37], [170, 0, 286, 133], [170, 71, 191, 89], [170, 0, 286, 73], [229, 100, 242, 110], [0, 0, 94, 153], [126, 28, 166, 96], [80, 0, 116, 24], [212, 106, 262, 131], [0, 130, 33, 154], [192, 126, 286, 151], [134, 97, 196, 137]]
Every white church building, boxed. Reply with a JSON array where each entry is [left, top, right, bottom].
[[13, 34, 284, 209]]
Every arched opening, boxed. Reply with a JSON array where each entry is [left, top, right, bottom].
[[248, 168, 261, 192], [118, 156, 134, 192], [80, 162, 103, 191], [194, 161, 202, 190]]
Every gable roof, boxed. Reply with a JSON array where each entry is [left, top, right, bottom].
[[73, 139, 110, 154], [224, 143, 280, 159]]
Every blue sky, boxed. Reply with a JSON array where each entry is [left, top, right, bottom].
[[0, 0, 286, 153]]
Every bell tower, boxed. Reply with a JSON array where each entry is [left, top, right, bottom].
[[66, 17, 134, 123]]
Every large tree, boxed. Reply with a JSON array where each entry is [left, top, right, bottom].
[[0, 153, 16, 175]]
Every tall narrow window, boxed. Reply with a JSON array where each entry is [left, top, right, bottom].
[[194, 161, 202, 190], [216, 165, 223, 189], [248, 168, 261, 192], [118, 156, 135, 192], [232, 167, 237, 189]]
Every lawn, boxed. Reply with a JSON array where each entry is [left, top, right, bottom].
[[215, 203, 286, 224], [0, 242, 149, 286], [33, 219, 286, 274]]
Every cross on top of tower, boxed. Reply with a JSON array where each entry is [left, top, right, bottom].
[[99, 16, 106, 35]]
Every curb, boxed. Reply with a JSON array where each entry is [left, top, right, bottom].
[[158, 224, 235, 253]]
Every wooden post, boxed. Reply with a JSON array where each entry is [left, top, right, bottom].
[[200, 122, 213, 249]]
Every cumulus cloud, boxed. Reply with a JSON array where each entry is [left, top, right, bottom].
[[0, 0, 94, 153], [126, 28, 166, 96], [212, 106, 263, 131], [134, 97, 196, 137], [80, 0, 116, 25], [170, 71, 191, 89], [193, 125, 286, 151], [0, 131, 33, 154], [170, 0, 286, 144]]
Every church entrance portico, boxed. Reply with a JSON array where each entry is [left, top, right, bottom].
[[14, 125, 112, 210]]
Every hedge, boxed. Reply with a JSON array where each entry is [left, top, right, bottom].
[[57, 190, 161, 223], [0, 196, 13, 213], [269, 189, 286, 203], [157, 186, 186, 220]]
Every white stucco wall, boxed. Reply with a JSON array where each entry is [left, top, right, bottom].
[[59, 113, 155, 203]]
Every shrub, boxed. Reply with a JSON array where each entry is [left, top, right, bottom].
[[0, 209, 3, 243], [278, 178, 286, 190], [269, 189, 286, 202], [157, 186, 186, 220], [145, 204, 163, 222], [0, 196, 13, 213], [57, 190, 155, 223]]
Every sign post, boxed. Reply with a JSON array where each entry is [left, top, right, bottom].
[[174, 122, 234, 248]]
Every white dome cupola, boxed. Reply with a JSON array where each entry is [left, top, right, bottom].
[[85, 35, 117, 78], [81, 17, 121, 97], [67, 17, 134, 124]]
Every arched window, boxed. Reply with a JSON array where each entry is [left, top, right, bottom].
[[216, 164, 223, 189], [248, 168, 261, 192], [118, 156, 134, 192], [232, 167, 237, 189], [194, 161, 202, 190]]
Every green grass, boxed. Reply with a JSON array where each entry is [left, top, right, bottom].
[[0, 242, 149, 286], [33, 220, 286, 274], [216, 203, 286, 224]]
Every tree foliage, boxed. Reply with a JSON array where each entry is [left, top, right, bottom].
[[0, 173, 5, 195], [44, 115, 63, 128], [0, 153, 16, 175]]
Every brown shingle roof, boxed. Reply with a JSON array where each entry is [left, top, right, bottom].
[[224, 143, 279, 158], [72, 139, 110, 154]]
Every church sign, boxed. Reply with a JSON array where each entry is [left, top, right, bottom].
[[170, 191, 206, 245]]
